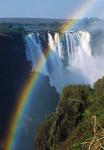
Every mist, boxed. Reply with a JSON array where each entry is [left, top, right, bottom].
[[25, 28, 104, 93]]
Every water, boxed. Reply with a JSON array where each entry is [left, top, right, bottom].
[[25, 31, 104, 92], [25, 33, 48, 75]]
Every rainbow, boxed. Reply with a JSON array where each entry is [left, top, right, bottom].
[[4, 0, 93, 149]]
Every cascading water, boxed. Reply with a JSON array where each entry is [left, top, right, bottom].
[[25, 31, 104, 92], [25, 33, 48, 75]]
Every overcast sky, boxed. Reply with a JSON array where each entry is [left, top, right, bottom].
[[0, 0, 103, 19]]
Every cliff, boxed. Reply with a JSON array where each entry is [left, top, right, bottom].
[[14, 72, 59, 150], [35, 77, 104, 150], [0, 32, 31, 141], [0, 32, 59, 150]]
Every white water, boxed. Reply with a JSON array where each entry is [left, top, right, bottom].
[[25, 31, 104, 92], [25, 33, 48, 75]]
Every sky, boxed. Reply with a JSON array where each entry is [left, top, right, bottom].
[[0, 0, 103, 19]]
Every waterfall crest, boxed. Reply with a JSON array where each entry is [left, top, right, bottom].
[[25, 31, 104, 92], [25, 33, 48, 75]]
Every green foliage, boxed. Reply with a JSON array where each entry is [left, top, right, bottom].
[[35, 77, 104, 150], [82, 109, 91, 119], [0, 23, 25, 33], [69, 143, 81, 150], [61, 84, 90, 101], [94, 76, 104, 95], [43, 113, 57, 125]]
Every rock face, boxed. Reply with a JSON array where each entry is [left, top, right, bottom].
[[0, 33, 59, 150], [14, 72, 59, 150], [35, 85, 90, 150], [35, 77, 104, 150], [0, 33, 31, 139]]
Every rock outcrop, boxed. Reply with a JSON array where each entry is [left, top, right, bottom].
[[35, 77, 104, 150]]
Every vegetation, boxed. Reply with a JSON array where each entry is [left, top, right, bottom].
[[0, 23, 25, 33], [35, 77, 104, 150]]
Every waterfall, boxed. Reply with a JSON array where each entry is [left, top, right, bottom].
[[25, 33, 48, 75], [25, 31, 104, 92], [54, 33, 63, 59]]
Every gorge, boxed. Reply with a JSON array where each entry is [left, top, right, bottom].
[[0, 20, 104, 149]]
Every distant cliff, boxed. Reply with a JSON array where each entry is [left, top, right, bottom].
[[14, 72, 59, 150], [0, 32, 59, 150], [35, 77, 104, 150], [0, 32, 31, 139]]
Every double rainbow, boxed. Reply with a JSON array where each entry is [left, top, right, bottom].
[[4, 1, 93, 149]]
